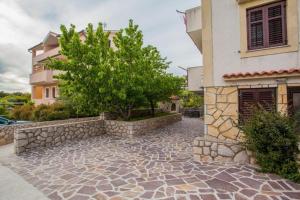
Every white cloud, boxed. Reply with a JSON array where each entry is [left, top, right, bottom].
[[0, 0, 202, 92]]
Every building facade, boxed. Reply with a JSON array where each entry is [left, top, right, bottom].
[[29, 30, 117, 105], [186, 0, 300, 162], [187, 66, 204, 94]]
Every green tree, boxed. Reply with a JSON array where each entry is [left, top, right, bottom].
[[180, 90, 204, 108], [48, 23, 113, 116], [48, 20, 182, 120]]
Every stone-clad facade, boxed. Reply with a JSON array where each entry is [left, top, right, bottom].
[[193, 136, 254, 164], [205, 86, 241, 141], [198, 83, 292, 163]]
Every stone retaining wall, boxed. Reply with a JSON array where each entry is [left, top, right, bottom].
[[15, 119, 105, 155], [0, 117, 100, 146], [14, 113, 181, 154], [193, 136, 254, 164], [105, 113, 182, 137]]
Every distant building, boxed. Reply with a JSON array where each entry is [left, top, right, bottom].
[[28, 30, 117, 105]]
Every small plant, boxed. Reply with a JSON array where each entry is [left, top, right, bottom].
[[10, 104, 34, 120], [242, 109, 300, 183]]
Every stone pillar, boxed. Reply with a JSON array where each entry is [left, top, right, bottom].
[[277, 84, 288, 115], [194, 86, 252, 164], [204, 86, 241, 141]]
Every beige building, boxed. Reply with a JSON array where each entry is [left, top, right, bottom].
[[187, 66, 204, 93], [186, 0, 300, 162], [28, 30, 117, 105]]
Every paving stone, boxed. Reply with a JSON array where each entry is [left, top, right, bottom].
[[140, 191, 154, 199], [1, 118, 299, 200], [240, 189, 257, 197], [77, 186, 97, 195], [240, 177, 262, 189], [254, 195, 271, 200], [283, 192, 300, 199], [200, 194, 218, 200], [96, 184, 113, 191], [217, 193, 231, 199], [166, 179, 185, 186], [140, 181, 164, 190], [206, 178, 239, 192], [215, 171, 236, 182]]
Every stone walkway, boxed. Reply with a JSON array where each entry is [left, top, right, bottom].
[[0, 118, 300, 200]]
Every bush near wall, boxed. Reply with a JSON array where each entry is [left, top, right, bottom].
[[242, 109, 300, 183], [10, 102, 72, 122]]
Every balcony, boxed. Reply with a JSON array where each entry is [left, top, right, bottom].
[[185, 6, 202, 52], [30, 70, 60, 85], [32, 47, 60, 65]]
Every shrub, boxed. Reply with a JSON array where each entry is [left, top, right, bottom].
[[10, 104, 34, 120], [180, 91, 203, 108], [0, 106, 7, 116], [32, 104, 49, 121], [242, 109, 300, 183], [32, 103, 70, 121], [11, 102, 71, 122], [47, 111, 70, 121]]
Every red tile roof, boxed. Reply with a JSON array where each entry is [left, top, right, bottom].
[[170, 95, 180, 100], [223, 68, 300, 80]]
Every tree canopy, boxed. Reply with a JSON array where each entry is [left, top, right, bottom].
[[48, 20, 183, 120]]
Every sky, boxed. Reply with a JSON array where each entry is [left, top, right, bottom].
[[0, 0, 202, 92]]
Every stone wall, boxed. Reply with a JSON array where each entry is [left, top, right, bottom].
[[105, 113, 182, 137], [193, 136, 254, 164], [15, 119, 105, 155], [0, 117, 100, 146], [14, 114, 181, 154], [205, 86, 242, 141], [277, 84, 288, 114]]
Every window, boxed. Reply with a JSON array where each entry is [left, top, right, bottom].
[[239, 88, 276, 123], [52, 87, 56, 98], [288, 87, 300, 115], [247, 1, 287, 50], [45, 88, 50, 98]]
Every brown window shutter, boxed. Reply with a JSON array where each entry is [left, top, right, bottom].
[[239, 88, 276, 123], [257, 89, 276, 111], [247, 8, 264, 50], [247, 1, 287, 50], [239, 90, 257, 123], [267, 2, 287, 46]]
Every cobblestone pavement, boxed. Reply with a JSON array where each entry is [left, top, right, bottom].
[[1, 118, 300, 200]]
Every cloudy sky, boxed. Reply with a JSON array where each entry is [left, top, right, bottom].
[[0, 0, 202, 92]]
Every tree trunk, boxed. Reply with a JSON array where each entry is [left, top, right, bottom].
[[127, 107, 132, 121], [150, 100, 155, 117]]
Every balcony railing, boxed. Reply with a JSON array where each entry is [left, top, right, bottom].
[[185, 6, 202, 52], [32, 47, 60, 65], [30, 70, 60, 85]]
